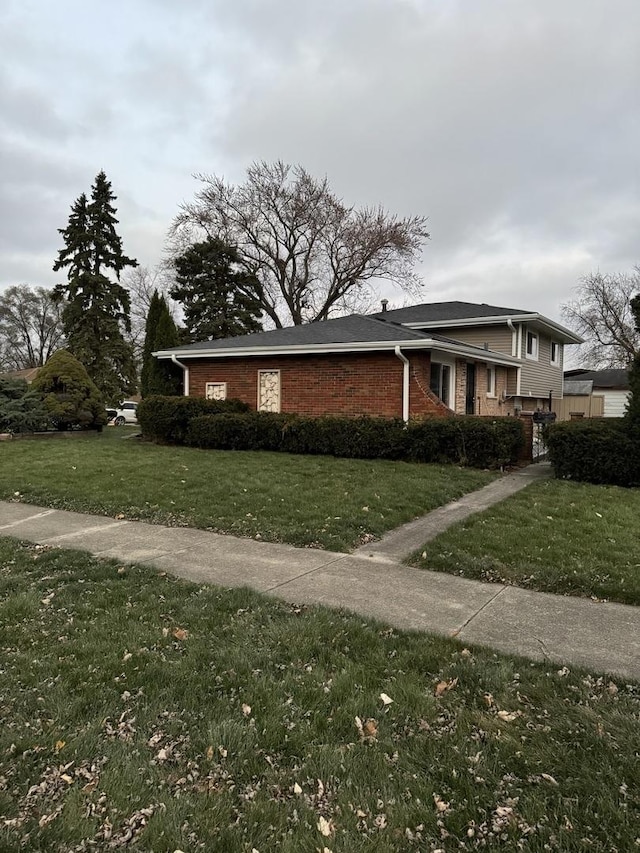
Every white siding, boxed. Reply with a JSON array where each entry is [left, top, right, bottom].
[[600, 390, 629, 418]]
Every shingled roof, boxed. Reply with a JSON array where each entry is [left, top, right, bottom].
[[371, 300, 531, 323], [154, 312, 520, 365]]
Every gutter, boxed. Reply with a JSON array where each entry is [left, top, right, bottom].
[[171, 354, 189, 396], [394, 346, 410, 423], [155, 338, 521, 367]]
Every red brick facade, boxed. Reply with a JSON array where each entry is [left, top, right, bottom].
[[187, 351, 452, 419]]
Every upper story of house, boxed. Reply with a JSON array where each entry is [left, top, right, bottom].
[[372, 301, 583, 400]]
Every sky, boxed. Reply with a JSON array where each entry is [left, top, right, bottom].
[[1, 0, 638, 332]]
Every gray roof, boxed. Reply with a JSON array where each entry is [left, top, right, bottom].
[[155, 312, 520, 364], [371, 301, 532, 323], [564, 368, 629, 389], [164, 314, 458, 353]]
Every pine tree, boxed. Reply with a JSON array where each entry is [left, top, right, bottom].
[[625, 294, 640, 435], [170, 237, 263, 342], [53, 171, 138, 404], [141, 291, 182, 397]]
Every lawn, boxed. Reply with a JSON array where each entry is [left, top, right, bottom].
[[410, 479, 640, 606], [0, 429, 496, 551], [1, 538, 638, 852]]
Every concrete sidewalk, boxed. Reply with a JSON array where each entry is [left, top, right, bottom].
[[1, 496, 639, 681]]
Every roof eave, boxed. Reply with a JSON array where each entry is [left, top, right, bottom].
[[154, 339, 521, 366], [402, 313, 583, 344]]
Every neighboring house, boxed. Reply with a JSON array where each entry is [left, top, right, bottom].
[[558, 368, 630, 419], [153, 301, 582, 421], [0, 367, 41, 384]]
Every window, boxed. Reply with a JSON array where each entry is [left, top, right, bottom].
[[258, 370, 280, 412], [206, 382, 227, 401], [430, 362, 451, 407], [550, 341, 560, 366], [525, 330, 538, 360], [486, 366, 496, 396]]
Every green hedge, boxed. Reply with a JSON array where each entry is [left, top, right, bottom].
[[544, 419, 640, 487], [137, 396, 250, 444], [185, 412, 524, 469]]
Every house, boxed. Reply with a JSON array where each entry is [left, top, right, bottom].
[[153, 301, 582, 421], [0, 367, 41, 384], [558, 368, 630, 419]]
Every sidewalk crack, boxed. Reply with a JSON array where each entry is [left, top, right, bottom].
[[451, 584, 507, 637], [265, 554, 348, 593]]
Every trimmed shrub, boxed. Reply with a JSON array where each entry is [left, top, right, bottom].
[[138, 395, 251, 444], [185, 411, 524, 469], [32, 350, 106, 430], [408, 417, 524, 467], [544, 419, 640, 487]]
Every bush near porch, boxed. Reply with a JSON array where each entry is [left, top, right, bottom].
[[544, 419, 640, 487]]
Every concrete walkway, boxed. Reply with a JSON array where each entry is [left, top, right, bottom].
[[354, 462, 553, 562], [1, 477, 639, 680]]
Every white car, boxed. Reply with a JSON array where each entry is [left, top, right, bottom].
[[107, 401, 138, 426]]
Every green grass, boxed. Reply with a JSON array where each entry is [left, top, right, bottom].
[[0, 429, 495, 551], [0, 538, 638, 852], [410, 479, 640, 606]]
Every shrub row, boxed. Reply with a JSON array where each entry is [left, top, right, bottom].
[[544, 419, 640, 487], [137, 395, 250, 444], [185, 411, 524, 469]]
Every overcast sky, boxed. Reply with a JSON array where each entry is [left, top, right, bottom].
[[1, 0, 638, 328]]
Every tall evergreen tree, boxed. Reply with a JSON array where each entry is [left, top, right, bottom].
[[625, 294, 640, 435], [140, 290, 164, 397], [53, 171, 137, 403], [141, 290, 182, 397], [170, 237, 263, 342]]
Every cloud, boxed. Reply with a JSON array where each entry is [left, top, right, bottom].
[[0, 0, 638, 327]]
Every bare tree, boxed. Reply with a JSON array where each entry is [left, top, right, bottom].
[[170, 161, 429, 328], [562, 269, 640, 368], [122, 264, 179, 362], [0, 285, 65, 370]]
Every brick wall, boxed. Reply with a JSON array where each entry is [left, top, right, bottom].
[[186, 351, 452, 419]]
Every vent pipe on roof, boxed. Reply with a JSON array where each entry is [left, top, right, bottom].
[[381, 299, 388, 312]]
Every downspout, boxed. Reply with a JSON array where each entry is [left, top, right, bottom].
[[171, 355, 189, 396], [394, 346, 410, 423], [506, 319, 517, 357]]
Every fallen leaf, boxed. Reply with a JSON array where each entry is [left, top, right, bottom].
[[115, 513, 125, 520], [206, 746, 214, 761], [380, 693, 393, 706], [607, 681, 618, 696], [497, 710, 521, 722], [317, 816, 334, 836], [172, 628, 188, 641], [363, 719, 378, 740], [242, 703, 252, 717], [293, 782, 302, 795], [433, 794, 450, 813], [54, 740, 65, 752], [435, 677, 458, 697], [541, 773, 559, 786]]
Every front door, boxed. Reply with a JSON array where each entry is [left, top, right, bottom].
[[465, 363, 476, 415]]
